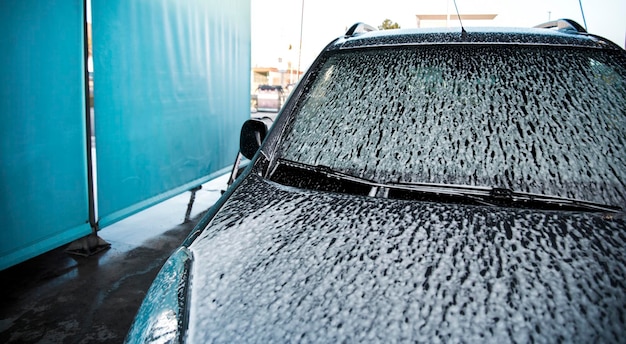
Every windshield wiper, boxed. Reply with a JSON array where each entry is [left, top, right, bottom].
[[271, 159, 380, 196], [272, 159, 622, 213], [390, 182, 622, 213]]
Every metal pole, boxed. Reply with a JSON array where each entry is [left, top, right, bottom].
[[83, 0, 98, 234], [297, 0, 304, 80], [65, 0, 111, 257], [578, 0, 588, 31]]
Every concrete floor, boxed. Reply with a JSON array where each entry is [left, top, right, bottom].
[[0, 174, 229, 344]]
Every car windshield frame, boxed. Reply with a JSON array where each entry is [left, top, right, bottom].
[[272, 44, 626, 208]]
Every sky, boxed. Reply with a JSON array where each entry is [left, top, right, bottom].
[[251, 0, 626, 71]]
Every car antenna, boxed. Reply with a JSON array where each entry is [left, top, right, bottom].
[[578, 0, 588, 31], [452, 0, 467, 36]]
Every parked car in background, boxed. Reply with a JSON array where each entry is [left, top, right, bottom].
[[88, 71, 94, 108], [126, 19, 626, 343], [253, 84, 285, 112]]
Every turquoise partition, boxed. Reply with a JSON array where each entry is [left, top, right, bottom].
[[92, 0, 250, 227], [0, 0, 249, 270], [0, 0, 92, 270]]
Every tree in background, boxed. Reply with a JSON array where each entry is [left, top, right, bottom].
[[378, 19, 400, 30]]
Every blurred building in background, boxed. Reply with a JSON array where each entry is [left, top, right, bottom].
[[416, 13, 498, 28]]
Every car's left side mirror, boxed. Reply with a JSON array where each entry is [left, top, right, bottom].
[[240, 117, 273, 159]]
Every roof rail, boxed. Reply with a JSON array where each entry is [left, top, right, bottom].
[[534, 18, 587, 33], [345, 22, 377, 37]]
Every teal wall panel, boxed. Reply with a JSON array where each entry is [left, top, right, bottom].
[[0, 0, 91, 270], [92, 0, 251, 227]]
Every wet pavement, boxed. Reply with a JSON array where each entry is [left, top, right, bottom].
[[0, 174, 229, 344]]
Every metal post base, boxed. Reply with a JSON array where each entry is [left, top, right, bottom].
[[65, 233, 111, 257]]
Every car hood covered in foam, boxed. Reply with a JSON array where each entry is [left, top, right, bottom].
[[186, 174, 626, 343]]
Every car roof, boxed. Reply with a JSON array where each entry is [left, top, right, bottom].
[[326, 19, 623, 52]]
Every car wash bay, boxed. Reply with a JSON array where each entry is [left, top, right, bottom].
[[1, 0, 250, 341]]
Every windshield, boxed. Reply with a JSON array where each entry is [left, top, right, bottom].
[[276, 45, 626, 207]]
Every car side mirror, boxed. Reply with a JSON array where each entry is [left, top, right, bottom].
[[240, 117, 273, 159]]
